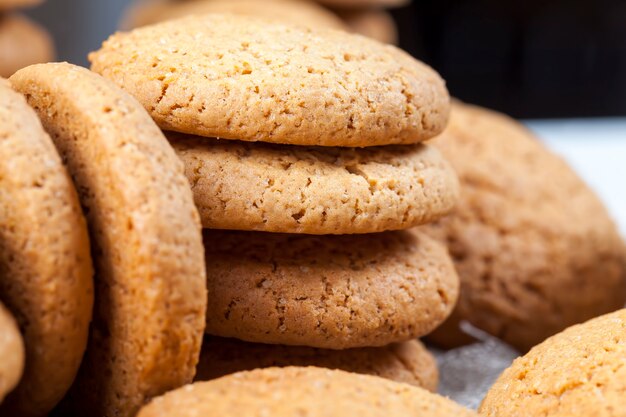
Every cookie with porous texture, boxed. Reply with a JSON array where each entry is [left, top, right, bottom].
[[423, 102, 626, 352], [0, 78, 93, 417], [0, 302, 24, 404], [480, 309, 626, 417], [338, 9, 398, 44], [171, 133, 459, 234], [138, 367, 476, 417], [121, 0, 347, 31], [90, 13, 449, 147], [196, 337, 438, 391], [0, 14, 54, 78], [10, 63, 207, 417], [203, 229, 458, 349]]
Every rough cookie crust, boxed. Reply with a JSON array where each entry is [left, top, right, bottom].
[[90, 13, 450, 147], [171, 133, 459, 234]]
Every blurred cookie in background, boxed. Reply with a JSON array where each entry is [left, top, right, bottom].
[[0, 14, 54, 77], [121, 0, 348, 31], [337, 9, 397, 44], [423, 101, 626, 352], [0, 0, 42, 10]]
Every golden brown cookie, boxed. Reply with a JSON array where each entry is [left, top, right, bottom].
[[171, 133, 459, 234], [480, 309, 626, 417], [203, 229, 458, 349], [423, 102, 626, 352], [10, 63, 207, 417], [0, 14, 54, 78], [0, 77, 93, 417], [138, 367, 476, 417], [0, 302, 24, 404], [196, 337, 438, 391], [90, 13, 449, 147], [338, 9, 398, 44], [121, 0, 347, 31]]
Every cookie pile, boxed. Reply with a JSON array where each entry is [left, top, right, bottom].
[[121, 0, 400, 44], [89, 7, 460, 400], [0, 0, 53, 77]]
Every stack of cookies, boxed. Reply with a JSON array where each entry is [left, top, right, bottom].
[[0, 0, 53, 77], [121, 0, 400, 44], [89, 13, 460, 389]]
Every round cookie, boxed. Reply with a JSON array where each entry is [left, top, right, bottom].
[[480, 309, 626, 417], [10, 63, 207, 417], [121, 0, 347, 31], [0, 78, 93, 417], [338, 9, 398, 44], [196, 337, 438, 391], [423, 102, 626, 352], [89, 13, 450, 147], [203, 228, 459, 349], [0, 14, 54, 78], [171, 133, 459, 234], [138, 367, 477, 417], [0, 302, 24, 404]]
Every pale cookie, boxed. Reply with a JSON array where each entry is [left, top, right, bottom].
[[10, 63, 207, 417], [203, 229, 459, 349], [138, 367, 477, 417], [423, 102, 626, 351], [121, 0, 347, 31], [480, 309, 626, 417], [338, 9, 398, 44], [0, 78, 93, 417], [0, 302, 24, 404], [171, 133, 459, 234], [196, 337, 438, 391], [0, 14, 54, 78], [89, 13, 449, 147]]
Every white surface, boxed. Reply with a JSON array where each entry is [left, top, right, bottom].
[[525, 118, 626, 235]]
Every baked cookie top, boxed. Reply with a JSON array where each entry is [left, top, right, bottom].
[[121, 0, 347, 31], [138, 367, 477, 417], [90, 13, 449, 147], [171, 133, 459, 234], [203, 228, 459, 349], [480, 309, 626, 417], [0, 302, 24, 405], [196, 337, 438, 391], [10, 63, 206, 417], [424, 102, 626, 351], [0, 77, 93, 417]]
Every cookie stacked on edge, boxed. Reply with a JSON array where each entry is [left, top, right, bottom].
[[89, 13, 459, 389], [0, 0, 53, 77]]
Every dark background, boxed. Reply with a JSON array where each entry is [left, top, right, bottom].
[[393, 0, 626, 118], [27, 0, 626, 119]]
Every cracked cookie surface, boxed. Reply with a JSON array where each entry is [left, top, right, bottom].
[[171, 133, 459, 234], [203, 228, 459, 349], [10, 63, 207, 417], [480, 309, 626, 417], [137, 367, 477, 417], [195, 337, 438, 391], [423, 102, 626, 351], [89, 13, 450, 147], [0, 78, 93, 417]]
